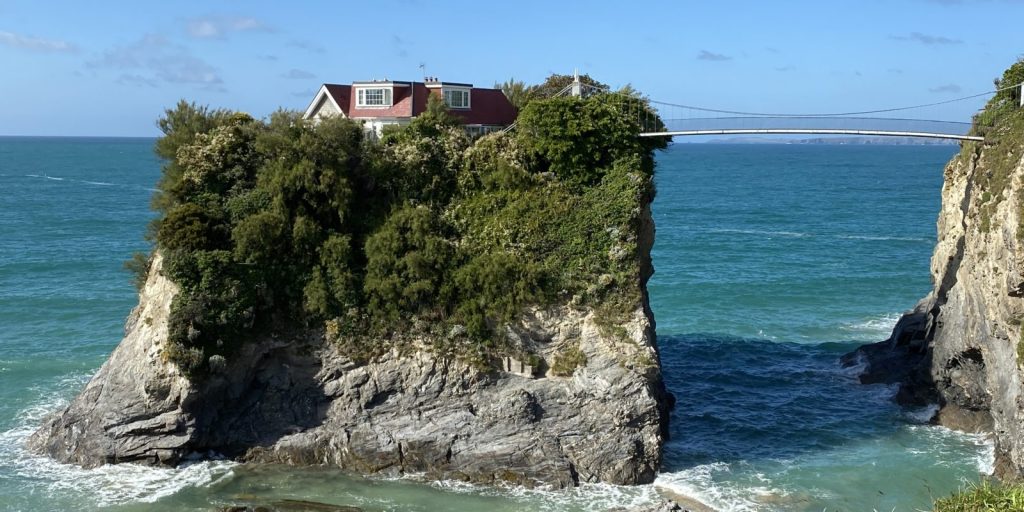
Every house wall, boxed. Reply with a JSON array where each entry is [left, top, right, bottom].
[[356, 118, 410, 139]]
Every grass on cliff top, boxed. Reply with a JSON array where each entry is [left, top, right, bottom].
[[933, 480, 1024, 511], [146, 77, 666, 376], [959, 58, 1024, 235]]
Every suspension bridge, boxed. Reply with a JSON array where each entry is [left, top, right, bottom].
[[523, 74, 1024, 142]]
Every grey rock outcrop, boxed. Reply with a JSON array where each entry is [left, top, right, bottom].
[[29, 209, 672, 487], [846, 135, 1024, 477]]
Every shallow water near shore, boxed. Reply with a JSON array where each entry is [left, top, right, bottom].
[[0, 137, 992, 511]]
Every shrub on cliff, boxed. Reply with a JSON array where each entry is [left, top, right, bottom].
[[515, 93, 665, 188], [962, 58, 1024, 235], [150, 77, 664, 375]]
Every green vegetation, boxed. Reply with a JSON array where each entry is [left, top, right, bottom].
[[496, 79, 533, 110], [933, 480, 1024, 511], [550, 344, 587, 376], [148, 78, 665, 376], [497, 73, 614, 109], [961, 58, 1024, 235], [124, 251, 150, 290]]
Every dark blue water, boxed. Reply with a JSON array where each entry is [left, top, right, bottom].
[[0, 139, 991, 511], [650, 144, 990, 511]]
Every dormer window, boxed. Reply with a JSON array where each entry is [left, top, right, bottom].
[[443, 88, 470, 109], [356, 87, 392, 107]]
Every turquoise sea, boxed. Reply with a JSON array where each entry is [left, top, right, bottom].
[[0, 138, 992, 511]]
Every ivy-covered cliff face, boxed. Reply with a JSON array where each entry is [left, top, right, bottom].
[[147, 92, 665, 376], [30, 83, 673, 488], [850, 59, 1024, 477]]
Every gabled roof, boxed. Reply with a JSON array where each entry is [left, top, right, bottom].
[[304, 84, 351, 118]]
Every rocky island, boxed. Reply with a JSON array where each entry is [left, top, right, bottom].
[[848, 60, 1024, 478], [28, 78, 674, 489]]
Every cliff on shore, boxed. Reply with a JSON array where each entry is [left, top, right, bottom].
[[847, 60, 1024, 477], [28, 82, 674, 488]]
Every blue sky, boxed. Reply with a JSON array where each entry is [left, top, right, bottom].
[[1, 0, 1022, 136]]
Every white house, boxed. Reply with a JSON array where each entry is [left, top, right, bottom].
[[303, 77, 517, 137]]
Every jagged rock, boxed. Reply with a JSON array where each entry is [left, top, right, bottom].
[[28, 205, 672, 488], [847, 134, 1024, 477]]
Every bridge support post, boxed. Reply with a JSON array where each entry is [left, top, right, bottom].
[[571, 68, 582, 98]]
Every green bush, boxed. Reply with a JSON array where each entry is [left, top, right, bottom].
[[124, 251, 151, 290], [516, 93, 665, 189], [452, 250, 544, 341], [149, 74, 664, 376], [363, 204, 453, 322]]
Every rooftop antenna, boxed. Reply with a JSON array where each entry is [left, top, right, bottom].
[[419, 62, 427, 81]]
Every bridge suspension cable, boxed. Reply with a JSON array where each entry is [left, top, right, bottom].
[[502, 75, 1024, 141]]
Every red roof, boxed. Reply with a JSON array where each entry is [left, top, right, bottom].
[[322, 84, 351, 115], [318, 81, 516, 126]]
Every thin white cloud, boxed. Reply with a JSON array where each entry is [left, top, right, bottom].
[[281, 68, 315, 80], [0, 30, 77, 52], [697, 50, 732, 62], [288, 39, 326, 54], [929, 83, 963, 93], [89, 34, 225, 91], [891, 32, 963, 45], [116, 74, 160, 87], [185, 16, 272, 39]]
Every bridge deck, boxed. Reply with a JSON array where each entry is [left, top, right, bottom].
[[639, 128, 983, 141]]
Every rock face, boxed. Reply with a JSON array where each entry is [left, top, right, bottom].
[[29, 212, 672, 488], [847, 136, 1024, 477]]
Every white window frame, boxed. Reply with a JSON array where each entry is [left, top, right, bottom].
[[356, 87, 393, 108], [443, 88, 471, 109]]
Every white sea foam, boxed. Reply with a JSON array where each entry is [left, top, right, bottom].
[[0, 372, 237, 507], [709, 228, 811, 238], [24, 173, 154, 193], [837, 234, 932, 243], [903, 403, 940, 424], [840, 313, 901, 340], [428, 476, 660, 511], [839, 350, 868, 378], [906, 424, 996, 475], [706, 229, 931, 244], [655, 462, 763, 512], [976, 436, 997, 475]]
